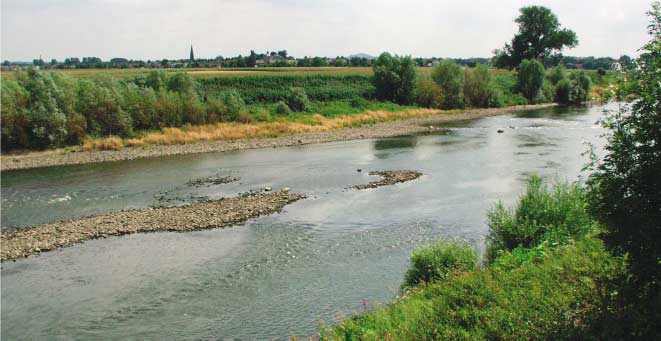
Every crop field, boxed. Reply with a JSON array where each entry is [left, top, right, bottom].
[[0, 67, 375, 80]]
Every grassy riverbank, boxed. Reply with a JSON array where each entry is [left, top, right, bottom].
[[1, 64, 609, 153], [325, 177, 626, 339]]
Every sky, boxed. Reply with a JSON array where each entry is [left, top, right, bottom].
[[1, 0, 653, 61]]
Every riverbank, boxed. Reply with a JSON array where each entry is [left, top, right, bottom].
[[1, 190, 305, 262], [0, 104, 555, 171]]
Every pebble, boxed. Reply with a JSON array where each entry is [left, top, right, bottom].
[[1, 190, 305, 262]]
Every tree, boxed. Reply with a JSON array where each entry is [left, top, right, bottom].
[[431, 60, 464, 109], [247, 50, 257, 67], [517, 59, 545, 102], [277, 50, 288, 58], [494, 6, 578, 68], [372, 52, 418, 105], [463, 64, 491, 108], [587, 3, 661, 336]]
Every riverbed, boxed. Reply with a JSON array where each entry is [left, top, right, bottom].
[[0, 104, 609, 338]]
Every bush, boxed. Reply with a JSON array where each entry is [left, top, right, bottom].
[[554, 78, 572, 104], [571, 71, 592, 102], [273, 101, 292, 116], [486, 176, 592, 262], [402, 240, 477, 288], [75, 79, 133, 136], [350, 96, 369, 108], [547, 65, 567, 85], [487, 86, 505, 108], [431, 60, 464, 109], [517, 59, 545, 102], [220, 89, 245, 121], [463, 64, 491, 108], [587, 6, 661, 335], [285, 87, 311, 112], [415, 78, 444, 108], [372, 52, 418, 105], [166, 72, 195, 94], [329, 239, 621, 340]]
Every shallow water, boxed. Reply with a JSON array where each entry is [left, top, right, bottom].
[[1, 104, 610, 339]]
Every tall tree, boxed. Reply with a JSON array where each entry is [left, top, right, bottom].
[[494, 6, 578, 68]]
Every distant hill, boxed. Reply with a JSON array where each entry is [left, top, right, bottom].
[[349, 53, 376, 60]]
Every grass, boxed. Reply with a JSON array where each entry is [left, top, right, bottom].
[[80, 106, 444, 151], [325, 178, 625, 340], [326, 239, 621, 340]]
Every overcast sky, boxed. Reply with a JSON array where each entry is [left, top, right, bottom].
[[1, 0, 653, 61]]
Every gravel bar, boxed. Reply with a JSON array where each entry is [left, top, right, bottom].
[[0, 104, 555, 171], [353, 170, 422, 190], [0, 190, 305, 262]]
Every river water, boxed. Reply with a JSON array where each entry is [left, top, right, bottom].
[[1, 104, 610, 339]]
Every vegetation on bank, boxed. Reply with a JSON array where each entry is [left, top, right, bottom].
[[327, 4, 660, 338], [0, 63, 607, 152], [326, 177, 624, 339]]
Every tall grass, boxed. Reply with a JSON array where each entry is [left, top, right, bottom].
[[81, 108, 441, 151]]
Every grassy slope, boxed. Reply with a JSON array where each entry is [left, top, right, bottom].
[[327, 238, 621, 340]]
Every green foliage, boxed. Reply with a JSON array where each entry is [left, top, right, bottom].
[[547, 65, 567, 85], [220, 89, 246, 121], [494, 6, 578, 68], [402, 240, 477, 288], [431, 60, 464, 109], [586, 4, 661, 336], [463, 64, 491, 108], [372, 52, 418, 105], [273, 101, 292, 116], [285, 87, 311, 112], [554, 78, 572, 104], [327, 239, 622, 340], [486, 176, 593, 262], [197, 74, 374, 104], [517, 59, 546, 102], [415, 77, 444, 108]]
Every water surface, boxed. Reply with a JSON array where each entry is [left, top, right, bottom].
[[1, 104, 609, 339]]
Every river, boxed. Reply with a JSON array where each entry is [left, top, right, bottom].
[[0, 104, 610, 339]]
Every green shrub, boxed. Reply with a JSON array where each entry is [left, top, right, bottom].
[[166, 72, 195, 94], [220, 89, 245, 121], [587, 6, 661, 335], [203, 97, 224, 124], [432, 60, 464, 109], [402, 240, 477, 288], [252, 109, 272, 122], [554, 78, 572, 104], [75, 79, 133, 136], [547, 65, 567, 85], [504, 92, 529, 106], [285, 87, 311, 112], [541, 80, 554, 103], [328, 239, 622, 340], [487, 85, 505, 108], [517, 59, 545, 102], [349, 96, 369, 108], [273, 101, 292, 115], [415, 77, 444, 108], [463, 64, 491, 108], [372, 52, 418, 105], [486, 176, 593, 262]]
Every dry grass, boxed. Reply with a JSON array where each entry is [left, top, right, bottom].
[[82, 109, 443, 151]]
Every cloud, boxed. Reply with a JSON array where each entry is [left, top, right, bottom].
[[0, 0, 652, 61]]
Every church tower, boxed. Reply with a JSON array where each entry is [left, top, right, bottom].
[[189, 45, 195, 61]]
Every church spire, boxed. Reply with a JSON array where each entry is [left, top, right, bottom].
[[189, 45, 194, 61]]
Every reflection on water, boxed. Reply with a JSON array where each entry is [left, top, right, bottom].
[[1, 104, 610, 339]]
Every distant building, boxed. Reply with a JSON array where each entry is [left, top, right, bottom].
[[190, 45, 195, 61]]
